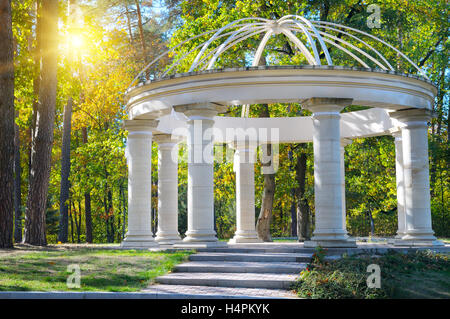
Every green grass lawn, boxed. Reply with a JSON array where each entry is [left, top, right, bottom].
[[0, 246, 192, 292], [292, 248, 450, 299]]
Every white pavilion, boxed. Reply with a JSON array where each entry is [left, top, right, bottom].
[[121, 15, 443, 248]]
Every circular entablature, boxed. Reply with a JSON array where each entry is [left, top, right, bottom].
[[125, 66, 436, 120]]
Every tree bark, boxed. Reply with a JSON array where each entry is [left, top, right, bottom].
[[14, 110, 22, 243], [134, 0, 147, 65], [256, 104, 276, 242], [295, 144, 311, 241], [82, 128, 93, 243], [24, 0, 58, 246], [0, 0, 15, 249], [29, 0, 41, 182], [58, 97, 73, 242]]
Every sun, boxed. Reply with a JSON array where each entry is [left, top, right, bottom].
[[70, 34, 84, 50]]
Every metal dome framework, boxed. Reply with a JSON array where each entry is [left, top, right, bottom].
[[129, 14, 428, 90]]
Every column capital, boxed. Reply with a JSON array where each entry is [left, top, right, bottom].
[[153, 133, 184, 145], [389, 108, 433, 124], [304, 97, 353, 113], [123, 119, 158, 133], [174, 102, 227, 119]]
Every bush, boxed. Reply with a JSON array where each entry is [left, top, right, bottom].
[[292, 250, 449, 299]]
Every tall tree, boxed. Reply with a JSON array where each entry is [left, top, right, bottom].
[[24, 0, 58, 246], [58, 97, 73, 242], [256, 104, 276, 242], [82, 127, 93, 243], [14, 110, 22, 243], [295, 144, 311, 241], [0, 0, 15, 249]]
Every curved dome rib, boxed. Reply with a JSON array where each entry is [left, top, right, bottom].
[[128, 28, 220, 90], [279, 19, 322, 65], [207, 23, 267, 69], [315, 21, 428, 78], [280, 28, 317, 65], [198, 27, 268, 70], [189, 17, 271, 72], [279, 15, 332, 65], [252, 30, 273, 66], [311, 23, 394, 70], [161, 24, 265, 77], [289, 25, 390, 70]]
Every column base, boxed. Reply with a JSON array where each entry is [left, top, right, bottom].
[[228, 231, 262, 244], [155, 232, 182, 245], [393, 233, 444, 247], [174, 230, 227, 248], [304, 231, 357, 248], [182, 230, 218, 242], [173, 241, 228, 249], [121, 234, 158, 249]]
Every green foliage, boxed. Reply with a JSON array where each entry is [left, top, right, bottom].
[[10, 0, 448, 244], [293, 250, 450, 299]]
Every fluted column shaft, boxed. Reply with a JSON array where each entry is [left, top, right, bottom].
[[392, 131, 406, 239], [229, 143, 262, 243], [391, 109, 442, 246], [304, 98, 356, 248], [174, 103, 226, 247], [154, 134, 182, 244], [121, 120, 158, 248]]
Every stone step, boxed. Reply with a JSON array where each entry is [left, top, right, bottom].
[[196, 247, 314, 254], [174, 261, 307, 274], [143, 284, 298, 299], [155, 272, 299, 289], [189, 252, 312, 263]]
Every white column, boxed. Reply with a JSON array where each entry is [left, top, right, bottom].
[[121, 120, 158, 248], [391, 109, 443, 246], [340, 139, 352, 231], [304, 98, 356, 248], [154, 133, 182, 244], [392, 130, 407, 240], [229, 142, 262, 244], [174, 103, 227, 247]]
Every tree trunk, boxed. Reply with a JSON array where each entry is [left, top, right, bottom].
[[257, 154, 275, 242], [256, 104, 276, 242], [120, 182, 126, 240], [75, 200, 81, 243], [58, 97, 73, 242], [134, 0, 147, 65], [69, 200, 74, 243], [295, 145, 311, 241], [0, 0, 15, 248], [288, 149, 297, 237], [14, 110, 22, 243], [24, 0, 58, 246], [108, 189, 114, 243], [29, 0, 41, 183], [82, 127, 93, 243], [125, 5, 134, 43]]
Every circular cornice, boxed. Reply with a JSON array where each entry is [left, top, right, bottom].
[[125, 66, 437, 120]]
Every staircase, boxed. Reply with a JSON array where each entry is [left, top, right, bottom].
[[144, 244, 312, 298]]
